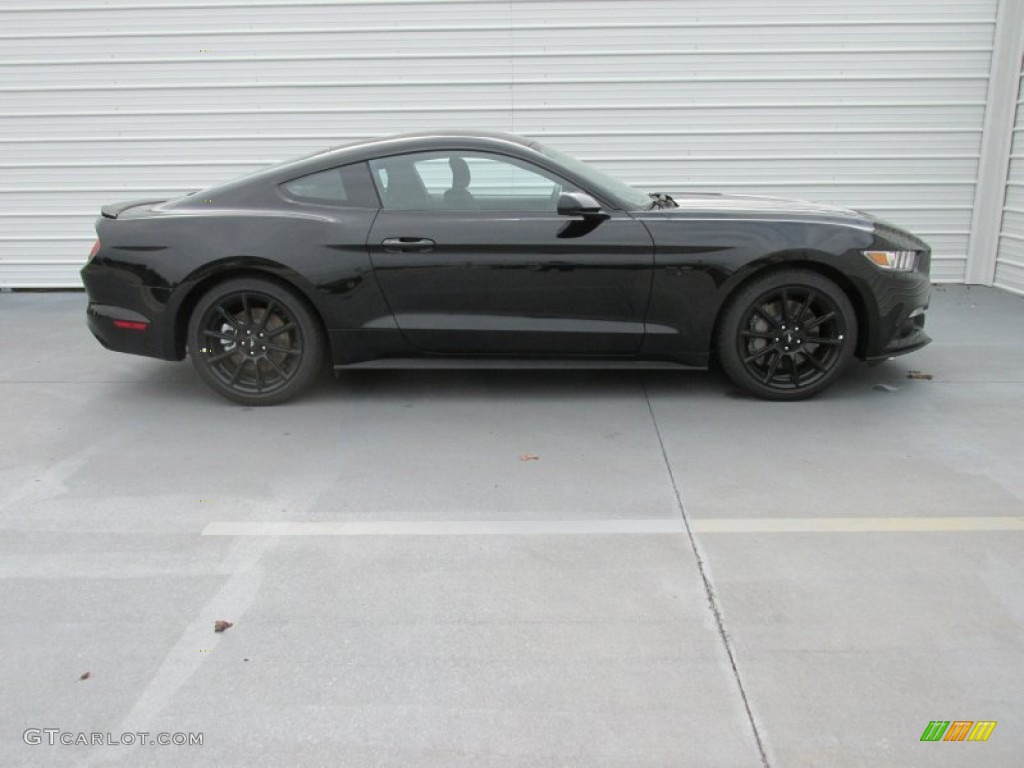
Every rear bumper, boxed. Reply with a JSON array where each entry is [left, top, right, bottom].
[[86, 303, 170, 359], [81, 256, 181, 360]]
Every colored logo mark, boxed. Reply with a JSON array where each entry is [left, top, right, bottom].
[[920, 720, 996, 742]]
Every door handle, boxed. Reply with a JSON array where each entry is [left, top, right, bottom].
[[381, 237, 435, 253], [527, 260, 574, 272]]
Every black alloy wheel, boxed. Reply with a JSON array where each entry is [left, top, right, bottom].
[[187, 277, 324, 405], [717, 269, 857, 400]]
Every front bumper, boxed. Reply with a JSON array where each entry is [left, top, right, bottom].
[[863, 304, 931, 362], [857, 268, 932, 362]]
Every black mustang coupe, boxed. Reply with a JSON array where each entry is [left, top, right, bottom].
[[82, 131, 931, 405]]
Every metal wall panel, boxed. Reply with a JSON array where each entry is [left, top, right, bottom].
[[995, 72, 1024, 295], [0, 0, 999, 287]]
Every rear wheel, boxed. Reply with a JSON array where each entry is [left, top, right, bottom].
[[716, 269, 857, 401], [187, 277, 324, 405]]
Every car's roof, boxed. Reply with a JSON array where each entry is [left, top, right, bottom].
[[183, 130, 557, 207], [320, 130, 538, 160], [339, 129, 535, 148]]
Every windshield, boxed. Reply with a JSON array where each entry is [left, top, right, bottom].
[[532, 142, 653, 210]]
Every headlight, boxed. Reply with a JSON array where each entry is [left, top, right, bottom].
[[862, 250, 919, 271]]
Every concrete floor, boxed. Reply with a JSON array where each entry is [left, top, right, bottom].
[[0, 284, 1021, 767]]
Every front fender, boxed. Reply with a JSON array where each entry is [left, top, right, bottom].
[[638, 216, 876, 363]]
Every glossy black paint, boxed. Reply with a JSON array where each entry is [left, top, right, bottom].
[[81, 130, 931, 374], [367, 208, 654, 355]]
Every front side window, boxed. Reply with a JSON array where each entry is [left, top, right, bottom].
[[368, 151, 579, 212], [531, 141, 650, 210]]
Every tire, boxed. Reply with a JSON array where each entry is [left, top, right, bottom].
[[187, 277, 325, 405], [716, 269, 857, 401]]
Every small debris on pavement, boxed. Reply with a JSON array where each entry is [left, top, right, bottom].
[[519, 453, 540, 462], [214, 620, 233, 633], [873, 384, 898, 393], [78, 672, 91, 681], [907, 371, 934, 380]]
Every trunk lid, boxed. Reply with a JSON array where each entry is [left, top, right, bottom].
[[100, 199, 168, 219]]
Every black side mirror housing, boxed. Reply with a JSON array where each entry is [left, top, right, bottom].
[[557, 191, 608, 219]]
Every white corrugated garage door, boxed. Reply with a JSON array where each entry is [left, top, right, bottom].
[[0, 0, 998, 287], [995, 68, 1024, 295]]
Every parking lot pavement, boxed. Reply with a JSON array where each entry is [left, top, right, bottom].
[[1, 284, 1021, 767]]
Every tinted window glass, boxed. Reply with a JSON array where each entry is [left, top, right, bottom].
[[532, 141, 650, 210], [283, 168, 348, 202], [369, 151, 578, 212], [281, 163, 379, 207]]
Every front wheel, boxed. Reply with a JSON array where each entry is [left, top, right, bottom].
[[716, 269, 857, 401], [187, 277, 325, 405]]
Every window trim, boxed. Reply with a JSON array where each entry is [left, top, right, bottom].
[[367, 149, 610, 213]]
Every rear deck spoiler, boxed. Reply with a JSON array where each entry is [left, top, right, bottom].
[[100, 199, 167, 219]]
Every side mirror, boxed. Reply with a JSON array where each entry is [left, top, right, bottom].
[[557, 191, 607, 218]]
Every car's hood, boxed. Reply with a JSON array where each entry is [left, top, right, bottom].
[[640, 193, 874, 228]]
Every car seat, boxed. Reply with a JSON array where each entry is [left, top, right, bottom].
[[443, 156, 478, 209]]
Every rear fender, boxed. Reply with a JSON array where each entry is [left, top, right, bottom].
[[169, 258, 330, 359]]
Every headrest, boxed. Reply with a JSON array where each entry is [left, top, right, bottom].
[[449, 156, 471, 189]]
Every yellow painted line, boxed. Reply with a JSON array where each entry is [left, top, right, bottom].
[[201, 517, 1024, 536], [690, 516, 1024, 533]]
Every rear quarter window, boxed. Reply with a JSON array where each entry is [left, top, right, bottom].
[[283, 169, 348, 202], [280, 163, 380, 208]]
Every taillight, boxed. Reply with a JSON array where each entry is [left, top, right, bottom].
[[112, 320, 148, 331], [88, 240, 101, 261]]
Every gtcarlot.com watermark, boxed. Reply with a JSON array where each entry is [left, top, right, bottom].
[[24, 729, 202, 747]]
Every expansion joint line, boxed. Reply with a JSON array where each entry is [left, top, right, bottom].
[[641, 377, 770, 768]]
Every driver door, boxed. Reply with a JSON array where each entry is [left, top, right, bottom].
[[365, 150, 654, 355]]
